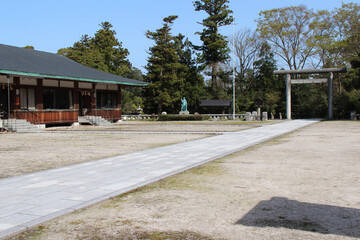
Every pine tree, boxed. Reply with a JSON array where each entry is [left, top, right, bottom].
[[92, 22, 131, 76], [341, 56, 360, 116], [175, 34, 206, 112], [58, 22, 142, 115], [58, 22, 131, 76], [194, 0, 234, 96], [253, 43, 283, 115], [144, 16, 183, 114]]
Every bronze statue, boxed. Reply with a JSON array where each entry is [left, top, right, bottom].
[[181, 97, 187, 112]]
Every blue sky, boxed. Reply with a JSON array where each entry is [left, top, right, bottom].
[[0, 0, 354, 72]]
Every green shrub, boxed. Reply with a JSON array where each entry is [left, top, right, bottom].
[[158, 114, 209, 121]]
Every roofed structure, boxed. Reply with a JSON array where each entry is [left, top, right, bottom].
[[0, 43, 147, 128], [200, 100, 232, 114], [200, 100, 232, 107], [0, 44, 147, 86]]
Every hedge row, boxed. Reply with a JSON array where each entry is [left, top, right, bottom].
[[158, 114, 209, 121]]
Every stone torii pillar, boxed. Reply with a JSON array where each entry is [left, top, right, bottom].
[[274, 68, 347, 120], [328, 72, 334, 120], [286, 73, 291, 120]]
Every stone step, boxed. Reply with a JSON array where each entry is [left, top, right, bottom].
[[78, 116, 91, 124], [84, 115, 113, 126], [2, 118, 42, 132]]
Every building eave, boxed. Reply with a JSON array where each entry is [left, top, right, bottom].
[[0, 70, 148, 87]]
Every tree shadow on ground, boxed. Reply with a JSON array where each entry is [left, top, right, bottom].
[[236, 197, 360, 238]]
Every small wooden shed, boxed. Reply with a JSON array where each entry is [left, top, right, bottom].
[[200, 100, 232, 114]]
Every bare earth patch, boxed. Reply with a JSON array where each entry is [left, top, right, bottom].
[[5, 121, 360, 240]]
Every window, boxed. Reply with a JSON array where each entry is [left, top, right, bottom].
[[43, 88, 73, 109], [96, 92, 117, 109], [20, 88, 36, 110]]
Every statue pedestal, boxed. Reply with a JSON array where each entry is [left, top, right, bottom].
[[179, 111, 189, 115]]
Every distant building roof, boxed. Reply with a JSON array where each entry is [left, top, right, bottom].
[[0, 44, 147, 86], [200, 100, 232, 107]]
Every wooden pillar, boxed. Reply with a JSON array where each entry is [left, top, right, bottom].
[[74, 82, 79, 110], [6, 76, 11, 118], [91, 83, 96, 110], [36, 79, 43, 110], [286, 73, 291, 120], [117, 85, 122, 110], [328, 72, 333, 120], [12, 77, 20, 110]]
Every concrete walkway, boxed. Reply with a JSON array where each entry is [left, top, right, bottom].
[[0, 120, 319, 238]]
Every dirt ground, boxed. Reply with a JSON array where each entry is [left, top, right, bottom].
[[5, 121, 360, 240]]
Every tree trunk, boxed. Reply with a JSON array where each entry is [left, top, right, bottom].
[[211, 63, 217, 91], [158, 70, 163, 114], [157, 100, 163, 114]]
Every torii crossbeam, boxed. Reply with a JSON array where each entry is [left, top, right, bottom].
[[274, 68, 347, 120]]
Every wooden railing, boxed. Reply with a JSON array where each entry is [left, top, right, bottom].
[[14, 110, 78, 124]]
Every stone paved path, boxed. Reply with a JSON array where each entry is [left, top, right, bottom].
[[0, 120, 319, 238]]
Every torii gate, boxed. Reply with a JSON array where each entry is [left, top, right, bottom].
[[274, 68, 347, 120]]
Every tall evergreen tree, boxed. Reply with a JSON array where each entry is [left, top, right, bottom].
[[92, 22, 131, 76], [58, 34, 107, 71], [335, 3, 360, 63], [175, 34, 206, 112], [23, 45, 35, 50], [122, 67, 145, 114], [194, 0, 234, 97], [253, 43, 281, 115], [337, 55, 360, 118], [58, 22, 143, 115], [58, 22, 131, 76], [144, 16, 183, 114]]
